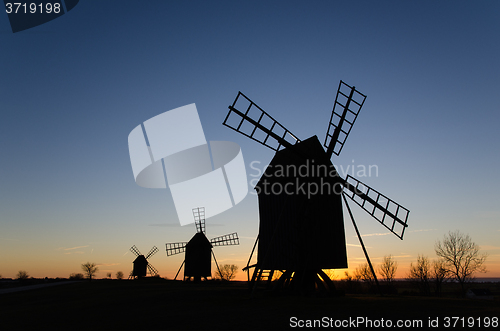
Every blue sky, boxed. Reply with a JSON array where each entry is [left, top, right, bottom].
[[1, 1, 499, 279]]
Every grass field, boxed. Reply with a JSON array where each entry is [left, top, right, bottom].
[[1, 279, 499, 330]]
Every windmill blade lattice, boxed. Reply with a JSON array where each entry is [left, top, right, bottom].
[[147, 263, 159, 277], [166, 242, 188, 256], [343, 175, 409, 239], [223, 92, 300, 152], [324, 81, 366, 157], [130, 245, 141, 257], [146, 246, 159, 259], [210, 232, 239, 246], [193, 207, 206, 234]]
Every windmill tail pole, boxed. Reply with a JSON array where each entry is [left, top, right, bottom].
[[212, 250, 223, 280], [342, 193, 383, 296], [174, 260, 185, 281]]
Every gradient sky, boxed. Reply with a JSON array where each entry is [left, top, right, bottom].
[[1, 1, 499, 280]]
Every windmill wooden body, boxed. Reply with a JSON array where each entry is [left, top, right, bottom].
[[166, 207, 239, 282], [184, 232, 212, 279], [130, 245, 159, 278], [256, 136, 347, 271], [223, 81, 410, 293]]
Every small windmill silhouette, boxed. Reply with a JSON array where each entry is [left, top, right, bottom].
[[166, 207, 239, 281], [130, 245, 159, 278]]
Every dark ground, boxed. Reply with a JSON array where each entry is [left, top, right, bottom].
[[1, 279, 499, 330]]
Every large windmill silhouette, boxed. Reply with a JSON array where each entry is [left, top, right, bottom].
[[223, 80, 410, 293], [166, 207, 239, 282]]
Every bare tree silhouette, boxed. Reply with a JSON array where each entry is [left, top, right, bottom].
[[378, 255, 398, 284], [432, 259, 448, 295], [354, 263, 374, 285], [435, 230, 486, 296], [214, 264, 238, 281], [16, 270, 29, 280], [81, 262, 99, 281], [407, 255, 430, 295]]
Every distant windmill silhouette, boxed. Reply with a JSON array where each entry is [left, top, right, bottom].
[[223, 80, 410, 294], [166, 207, 239, 282], [130, 245, 159, 278]]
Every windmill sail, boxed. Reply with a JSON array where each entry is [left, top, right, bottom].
[[130, 245, 141, 257], [147, 263, 159, 276], [324, 81, 366, 158], [146, 246, 159, 259], [342, 175, 409, 239], [193, 207, 206, 234], [166, 242, 188, 256], [210, 233, 239, 246], [223, 92, 300, 151]]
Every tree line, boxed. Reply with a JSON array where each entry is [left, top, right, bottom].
[[342, 230, 487, 296]]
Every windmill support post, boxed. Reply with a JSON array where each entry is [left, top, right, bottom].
[[267, 269, 275, 288], [317, 269, 336, 292], [276, 270, 293, 290], [247, 266, 261, 291], [253, 268, 265, 292], [342, 193, 383, 296]]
